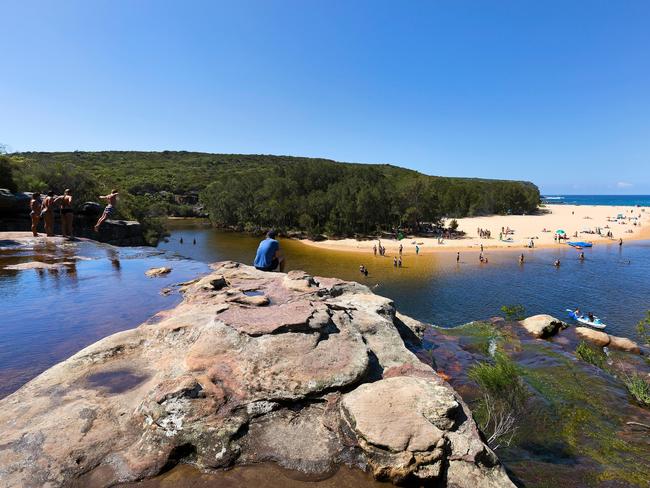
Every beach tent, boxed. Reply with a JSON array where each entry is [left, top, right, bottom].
[[556, 229, 566, 235]]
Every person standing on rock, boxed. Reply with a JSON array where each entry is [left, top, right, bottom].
[[94, 189, 119, 232], [29, 192, 42, 237], [42, 191, 56, 237], [57, 189, 74, 239], [254, 230, 285, 272]]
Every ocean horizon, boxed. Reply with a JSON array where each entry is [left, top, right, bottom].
[[541, 194, 650, 206]]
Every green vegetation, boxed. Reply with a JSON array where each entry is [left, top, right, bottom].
[[0, 155, 16, 192], [636, 310, 650, 345], [500, 304, 526, 321], [575, 341, 607, 369], [522, 351, 650, 486], [468, 351, 529, 449], [622, 373, 650, 406], [3, 151, 540, 238]]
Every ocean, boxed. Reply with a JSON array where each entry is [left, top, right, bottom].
[[542, 194, 650, 206]]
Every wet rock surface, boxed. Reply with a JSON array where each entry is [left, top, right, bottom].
[[0, 262, 512, 488], [420, 319, 650, 487]]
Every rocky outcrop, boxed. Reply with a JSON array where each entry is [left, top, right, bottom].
[[145, 267, 172, 277], [518, 314, 567, 338], [575, 327, 641, 353], [0, 262, 513, 488]]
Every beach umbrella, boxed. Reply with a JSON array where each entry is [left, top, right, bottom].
[[556, 229, 566, 235]]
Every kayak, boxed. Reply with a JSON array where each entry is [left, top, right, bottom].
[[565, 309, 607, 329], [568, 241, 593, 248]]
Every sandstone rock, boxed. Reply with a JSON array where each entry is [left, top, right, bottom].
[[519, 314, 567, 338], [0, 263, 514, 488], [145, 266, 172, 277], [608, 335, 640, 354], [342, 377, 460, 452], [195, 274, 228, 291], [575, 327, 610, 347], [575, 327, 640, 353]]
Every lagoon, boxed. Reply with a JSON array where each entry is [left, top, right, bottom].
[[160, 219, 650, 340]]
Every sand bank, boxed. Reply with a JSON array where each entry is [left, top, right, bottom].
[[299, 204, 650, 255]]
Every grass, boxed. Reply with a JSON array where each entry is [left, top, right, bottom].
[[501, 304, 526, 321], [468, 352, 529, 449], [575, 341, 607, 369], [622, 373, 650, 407]]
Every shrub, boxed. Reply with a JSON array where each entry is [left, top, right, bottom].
[[501, 304, 526, 321], [468, 352, 529, 449], [575, 341, 607, 369], [448, 218, 459, 231], [622, 373, 650, 407], [0, 156, 17, 192]]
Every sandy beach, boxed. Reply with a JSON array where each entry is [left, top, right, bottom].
[[299, 204, 650, 255]]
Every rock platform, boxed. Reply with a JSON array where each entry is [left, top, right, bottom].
[[0, 263, 513, 487]]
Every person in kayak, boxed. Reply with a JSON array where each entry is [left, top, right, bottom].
[[588, 312, 595, 322]]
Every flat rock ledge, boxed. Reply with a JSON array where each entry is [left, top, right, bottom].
[[0, 262, 513, 488]]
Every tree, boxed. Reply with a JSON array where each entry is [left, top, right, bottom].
[[0, 156, 17, 192]]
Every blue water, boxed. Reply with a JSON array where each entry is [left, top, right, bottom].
[[159, 222, 650, 343], [0, 240, 208, 397], [542, 194, 650, 206]]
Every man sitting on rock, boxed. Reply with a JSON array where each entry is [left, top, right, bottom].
[[254, 230, 285, 272]]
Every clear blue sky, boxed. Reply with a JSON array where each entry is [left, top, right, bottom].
[[2, 1, 649, 194]]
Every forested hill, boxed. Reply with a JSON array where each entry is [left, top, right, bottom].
[[3, 151, 540, 236]]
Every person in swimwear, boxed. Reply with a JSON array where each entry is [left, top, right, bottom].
[[94, 189, 119, 232], [57, 189, 74, 238], [29, 192, 42, 237], [42, 191, 56, 236]]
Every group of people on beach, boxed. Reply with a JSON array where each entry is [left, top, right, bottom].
[[477, 227, 491, 238], [28, 189, 118, 238]]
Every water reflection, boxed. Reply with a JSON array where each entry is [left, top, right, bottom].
[[0, 239, 209, 398]]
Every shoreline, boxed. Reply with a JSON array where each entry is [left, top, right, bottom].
[[297, 204, 650, 255]]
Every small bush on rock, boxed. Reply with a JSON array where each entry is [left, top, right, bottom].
[[468, 352, 529, 450], [575, 341, 607, 369], [622, 373, 650, 407], [500, 304, 525, 321]]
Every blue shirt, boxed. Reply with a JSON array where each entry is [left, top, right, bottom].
[[253, 238, 279, 268]]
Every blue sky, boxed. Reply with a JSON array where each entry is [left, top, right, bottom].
[[1, 1, 649, 194]]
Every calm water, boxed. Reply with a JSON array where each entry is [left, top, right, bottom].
[[2, 220, 649, 398], [0, 239, 208, 398], [542, 194, 650, 206], [160, 220, 650, 341]]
